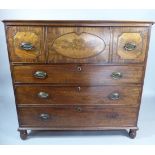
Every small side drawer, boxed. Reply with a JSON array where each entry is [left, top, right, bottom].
[[112, 27, 149, 63], [6, 26, 45, 62], [13, 64, 143, 84], [15, 85, 141, 106], [18, 106, 138, 128]]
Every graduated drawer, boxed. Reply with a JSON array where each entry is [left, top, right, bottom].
[[18, 106, 137, 128], [13, 64, 143, 84], [15, 85, 141, 106]]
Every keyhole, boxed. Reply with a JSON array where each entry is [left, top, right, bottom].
[[77, 66, 82, 72], [76, 107, 82, 112]]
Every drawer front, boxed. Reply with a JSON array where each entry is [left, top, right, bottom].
[[15, 85, 141, 106], [47, 27, 110, 63], [13, 65, 143, 84], [6, 26, 45, 62], [112, 27, 149, 63], [5, 26, 150, 64], [18, 106, 137, 127]]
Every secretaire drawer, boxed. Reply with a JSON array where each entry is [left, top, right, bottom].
[[15, 85, 141, 106], [13, 64, 143, 84], [18, 106, 137, 128]]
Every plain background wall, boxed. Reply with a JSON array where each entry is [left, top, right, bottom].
[[0, 10, 155, 144]]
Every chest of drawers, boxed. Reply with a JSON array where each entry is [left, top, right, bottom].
[[3, 20, 153, 140]]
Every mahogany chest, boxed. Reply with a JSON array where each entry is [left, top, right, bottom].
[[3, 20, 153, 139]]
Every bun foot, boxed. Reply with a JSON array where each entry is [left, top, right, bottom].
[[19, 130, 28, 140], [129, 129, 137, 139]]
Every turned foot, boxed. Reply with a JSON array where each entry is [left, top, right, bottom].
[[129, 129, 137, 139], [19, 130, 28, 140]]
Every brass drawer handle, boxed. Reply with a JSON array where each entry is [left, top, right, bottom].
[[111, 72, 122, 80], [40, 113, 50, 120], [34, 71, 47, 79], [38, 92, 49, 98], [77, 66, 82, 72], [124, 42, 136, 51], [76, 107, 82, 112], [20, 42, 34, 51], [109, 92, 120, 100]]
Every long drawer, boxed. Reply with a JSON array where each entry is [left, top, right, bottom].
[[18, 106, 137, 128], [15, 85, 141, 106], [13, 64, 143, 84]]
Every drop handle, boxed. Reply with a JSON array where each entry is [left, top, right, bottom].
[[109, 92, 120, 100], [34, 71, 47, 79], [39, 113, 50, 120], [20, 42, 34, 51], [38, 92, 49, 99], [111, 72, 123, 80], [124, 42, 136, 51]]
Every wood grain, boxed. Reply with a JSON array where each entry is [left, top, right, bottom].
[[18, 106, 137, 127], [6, 26, 45, 62], [3, 20, 153, 139], [14, 32, 39, 59], [117, 33, 142, 59], [13, 64, 143, 84], [3, 20, 154, 27], [52, 32, 106, 59], [47, 27, 110, 63], [112, 27, 149, 63], [15, 85, 141, 106]]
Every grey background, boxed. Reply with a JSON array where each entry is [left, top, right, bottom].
[[0, 9, 155, 144]]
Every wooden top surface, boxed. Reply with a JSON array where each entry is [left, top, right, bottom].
[[2, 20, 154, 26]]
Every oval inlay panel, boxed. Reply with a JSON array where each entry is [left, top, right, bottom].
[[52, 32, 106, 59]]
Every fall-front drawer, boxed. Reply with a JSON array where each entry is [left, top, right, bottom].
[[18, 106, 138, 128], [15, 85, 141, 106], [13, 65, 143, 84]]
